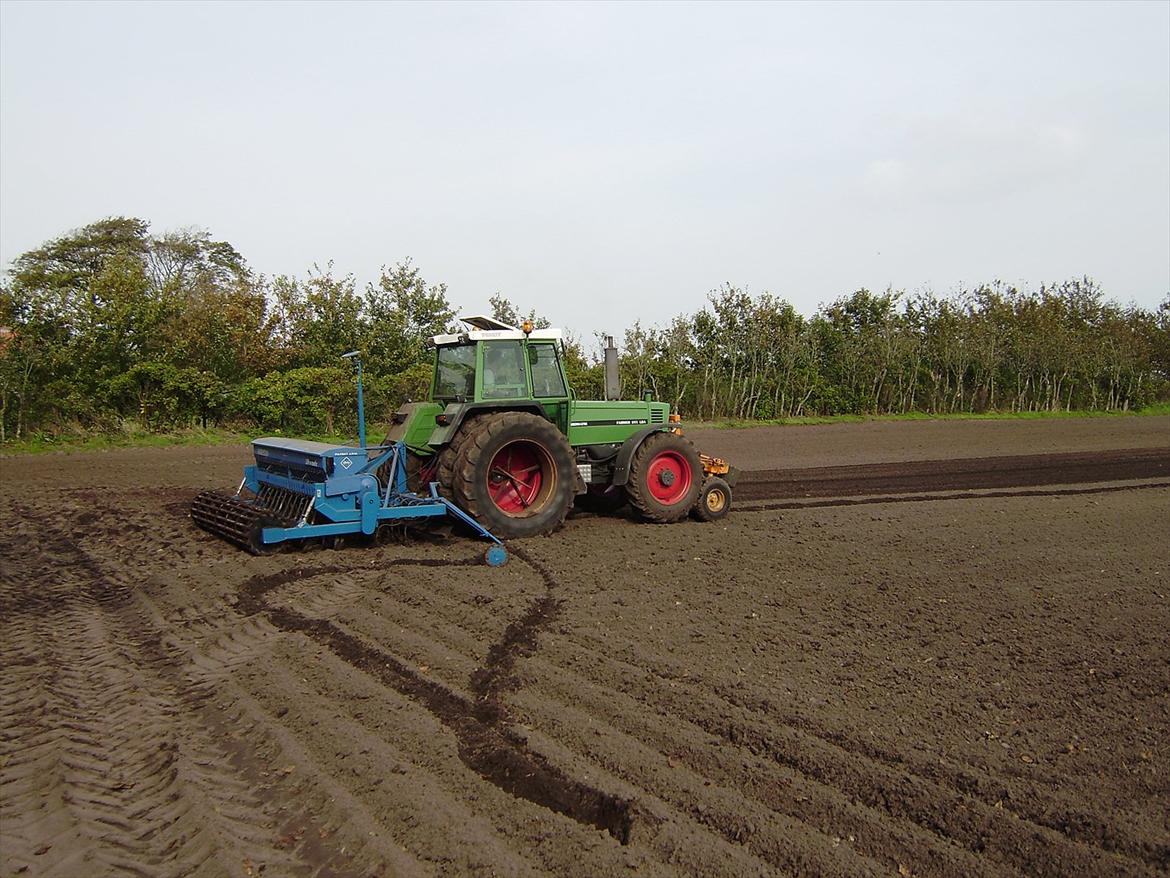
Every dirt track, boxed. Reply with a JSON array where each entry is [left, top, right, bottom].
[[1, 417, 1168, 877], [734, 447, 1170, 502]]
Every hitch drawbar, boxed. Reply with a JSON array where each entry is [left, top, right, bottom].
[[191, 439, 508, 566]]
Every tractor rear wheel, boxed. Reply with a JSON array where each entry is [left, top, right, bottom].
[[451, 412, 576, 539], [625, 431, 703, 523], [437, 415, 489, 492]]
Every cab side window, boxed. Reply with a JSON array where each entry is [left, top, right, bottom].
[[481, 342, 528, 399], [435, 344, 476, 400], [530, 344, 567, 397]]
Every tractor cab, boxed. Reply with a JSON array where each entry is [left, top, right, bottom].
[[430, 316, 571, 432]]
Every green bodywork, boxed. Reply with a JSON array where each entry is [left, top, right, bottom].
[[386, 339, 669, 455]]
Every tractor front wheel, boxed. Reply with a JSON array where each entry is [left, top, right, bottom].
[[451, 412, 576, 539], [625, 431, 703, 523]]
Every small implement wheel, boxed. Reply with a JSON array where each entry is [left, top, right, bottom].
[[691, 476, 732, 522], [452, 412, 576, 539], [625, 431, 703, 523]]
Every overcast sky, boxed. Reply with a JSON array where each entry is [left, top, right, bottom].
[[2, 0, 1167, 338]]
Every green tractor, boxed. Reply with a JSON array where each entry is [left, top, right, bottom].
[[386, 316, 737, 539]]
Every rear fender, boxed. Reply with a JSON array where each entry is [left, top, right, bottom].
[[429, 401, 549, 447], [383, 402, 441, 447]]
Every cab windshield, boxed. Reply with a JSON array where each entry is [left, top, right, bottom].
[[434, 344, 476, 400]]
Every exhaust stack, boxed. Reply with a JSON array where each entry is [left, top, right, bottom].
[[604, 335, 620, 401]]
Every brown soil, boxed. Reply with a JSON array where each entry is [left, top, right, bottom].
[[688, 414, 1170, 469], [2, 416, 1167, 877], [735, 447, 1170, 502]]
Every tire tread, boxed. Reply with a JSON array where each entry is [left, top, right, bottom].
[[625, 431, 703, 523], [451, 412, 576, 539]]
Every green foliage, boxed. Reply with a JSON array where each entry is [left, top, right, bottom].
[[488, 294, 551, 329], [638, 279, 1169, 421], [2, 218, 1166, 445], [105, 361, 226, 430], [232, 367, 353, 434], [365, 260, 457, 376], [270, 265, 364, 369]]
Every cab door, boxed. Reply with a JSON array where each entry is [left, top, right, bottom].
[[527, 342, 570, 434]]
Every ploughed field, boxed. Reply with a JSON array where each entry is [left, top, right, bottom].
[[2, 416, 1168, 877]]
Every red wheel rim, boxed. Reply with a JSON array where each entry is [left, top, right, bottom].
[[487, 440, 554, 516], [646, 450, 692, 505], [419, 457, 439, 486]]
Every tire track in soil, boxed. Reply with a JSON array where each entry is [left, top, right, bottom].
[[515, 611, 1159, 877], [236, 551, 635, 845], [0, 507, 367, 878], [8, 441, 1161, 875], [340, 550, 894, 875], [368, 556, 1165, 872], [335, 538, 1161, 876], [349, 570, 905, 874], [546, 606, 1166, 876], [734, 447, 1169, 502], [739, 479, 1170, 513]]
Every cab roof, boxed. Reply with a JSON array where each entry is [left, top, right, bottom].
[[431, 314, 563, 345]]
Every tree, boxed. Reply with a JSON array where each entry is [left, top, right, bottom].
[[365, 259, 456, 376], [270, 264, 364, 368], [488, 294, 550, 329], [9, 217, 150, 324], [4, 215, 1167, 441]]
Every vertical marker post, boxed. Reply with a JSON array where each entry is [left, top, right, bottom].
[[341, 351, 366, 449]]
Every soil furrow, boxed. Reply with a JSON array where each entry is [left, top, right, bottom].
[[735, 447, 1170, 501], [739, 479, 1170, 512], [0, 509, 372, 878], [549, 606, 1163, 874], [514, 653, 1011, 877], [235, 555, 635, 844], [2, 417, 1165, 876]]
